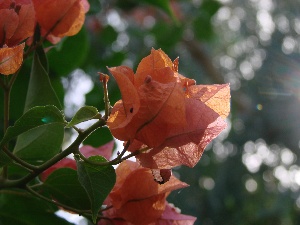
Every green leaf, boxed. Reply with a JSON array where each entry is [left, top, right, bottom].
[[24, 53, 62, 112], [0, 105, 65, 148], [36, 45, 49, 73], [200, 0, 221, 17], [83, 126, 113, 147], [77, 156, 116, 223], [48, 28, 89, 76], [14, 123, 64, 163], [42, 168, 91, 210], [0, 190, 74, 225], [67, 106, 99, 128], [142, 0, 177, 23]]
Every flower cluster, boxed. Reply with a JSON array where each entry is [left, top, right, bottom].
[[42, 144, 196, 225], [0, 0, 89, 75], [107, 48, 230, 169], [99, 160, 196, 225]]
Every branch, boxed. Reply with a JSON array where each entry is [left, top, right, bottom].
[[2, 147, 38, 171], [0, 119, 106, 189]]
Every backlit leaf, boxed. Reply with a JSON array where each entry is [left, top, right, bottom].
[[66, 106, 99, 128]]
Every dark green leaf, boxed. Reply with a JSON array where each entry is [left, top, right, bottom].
[[67, 106, 99, 128], [0, 105, 65, 148], [77, 156, 116, 223], [200, 0, 221, 17], [14, 123, 65, 163], [48, 28, 89, 76], [83, 126, 113, 147], [0, 190, 74, 225], [99, 26, 118, 45], [42, 168, 91, 210], [24, 53, 62, 112]]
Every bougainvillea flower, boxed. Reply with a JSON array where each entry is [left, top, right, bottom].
[[155, 203, 196, 225], [32, 0, 89, 41], [0, 0, 35, 47], [100, 160, 189, 225], [107, 49, 230, 169], [0, 43, 25, 75]]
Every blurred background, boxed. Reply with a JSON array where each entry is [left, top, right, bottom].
[[4, 0, 300, 224]]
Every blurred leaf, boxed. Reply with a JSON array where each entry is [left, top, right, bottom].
[[142, 0, 177, 22], [102, 52, 126, 67], [77, 156, 116, 223], [24, 53, 62, 112], [67, 106, 99, 128], [200, 0, 221, 17], [48, 28, 89, 76], [0, 105, 65, 148], [193, 14, 214, 41], [151, 22, 184, 51], [42, 168, 91, 210], [193, 0, 221, 41], [99, 25, 118, 45], [85, 84, 104, 111], [87, 0, 102, 14], [0, 190, 73, 225]]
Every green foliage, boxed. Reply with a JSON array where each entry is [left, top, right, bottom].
[[24, 53, 62, 112], [0, 190, 73, 225], [42, 168, 91, 210], [48, 28, 89, 77], [0, 105, 65, 148], [77, 156, 116, 223], [66, 106, 99, 127]]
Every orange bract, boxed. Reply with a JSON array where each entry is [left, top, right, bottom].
[[0, 1, 35, 47], [32, 0, 87, 37], [0, 43, 25, 75], [107, 49, 230, 169], [102, 160, 188, 225]]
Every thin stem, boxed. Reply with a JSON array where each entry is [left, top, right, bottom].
[[26, 185, 93, 216], [2, 147, 38, 171], [0, 76, 5, 89], [99, 73, 111, 120], [76, 144, 150, 167]]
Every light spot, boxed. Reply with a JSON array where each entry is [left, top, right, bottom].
[[245, 178, 258, 192], [256, 104, 263, 110]]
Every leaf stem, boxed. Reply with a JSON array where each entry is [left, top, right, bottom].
[[76, 143, 149, 167], [2, 147, 38, 171], [99, 73, 111, 120], [26, 185, 94, 216]]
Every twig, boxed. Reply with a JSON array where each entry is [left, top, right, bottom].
[[2, 147, 38, 171], [0, 119, 106, 189]]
